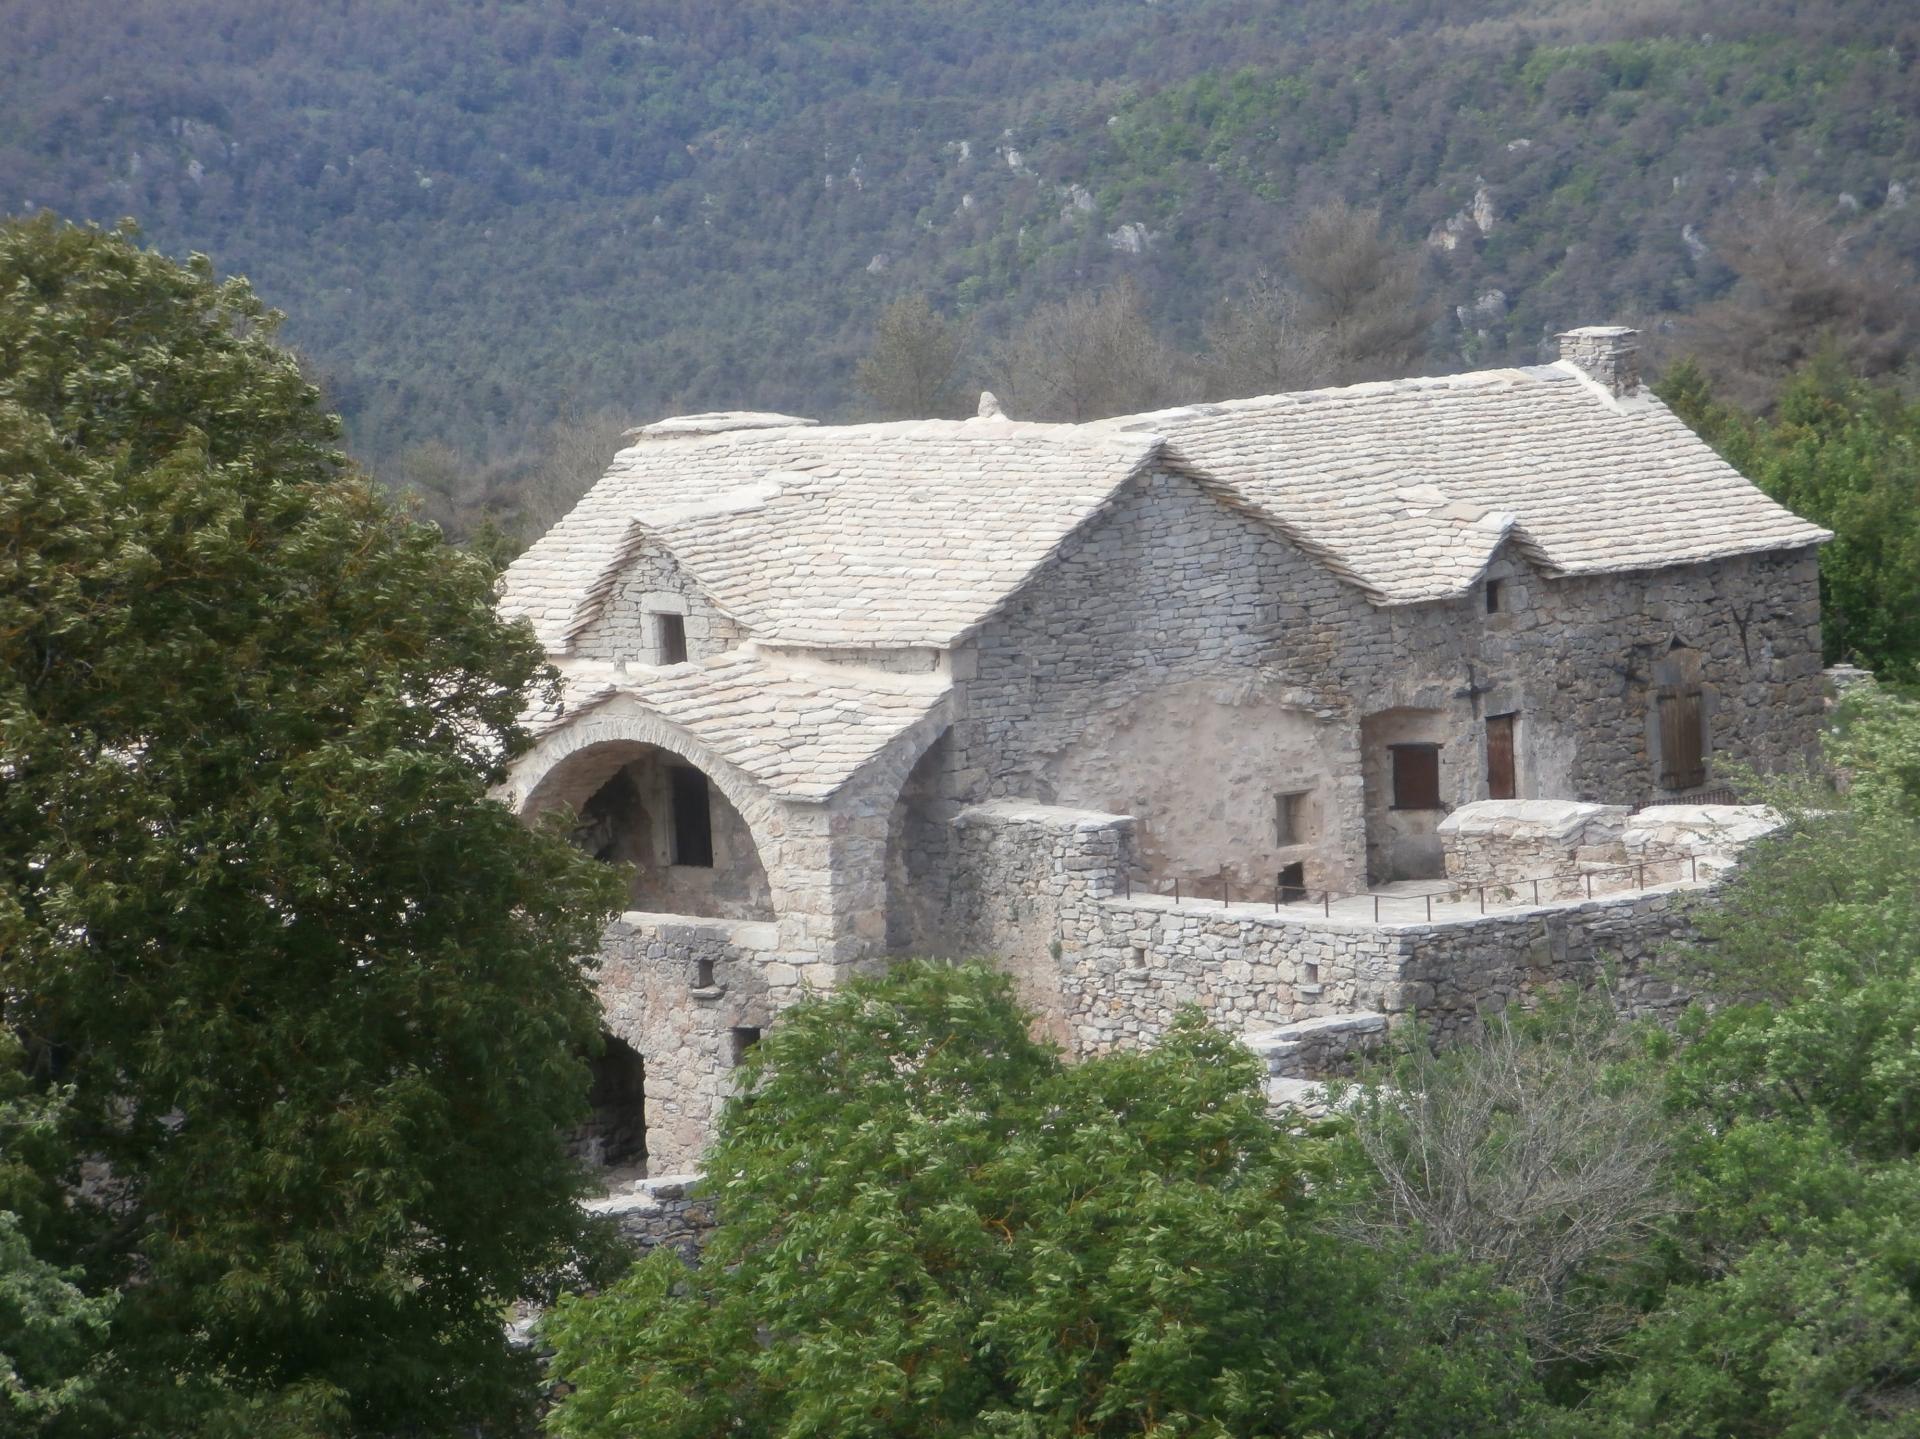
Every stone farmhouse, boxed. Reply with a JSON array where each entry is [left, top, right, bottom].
[[497, 327, 1831, 1175]]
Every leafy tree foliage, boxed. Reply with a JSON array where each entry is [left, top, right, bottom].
[[1564, 688, 1920, 1436], [1, 1040, 114, 1432], [543, 962, 1540, 1439], [0, 217, 623, 1436], [1661, 357, 1920, 682]]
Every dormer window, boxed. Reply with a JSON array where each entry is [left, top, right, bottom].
[[654, 612, 688, 665]]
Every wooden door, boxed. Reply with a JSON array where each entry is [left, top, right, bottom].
[[1657, 688, 1706, 790], [1486, 712, 1517, 800]]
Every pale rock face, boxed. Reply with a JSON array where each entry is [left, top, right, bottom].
[[1471, 182, 1497, 233]]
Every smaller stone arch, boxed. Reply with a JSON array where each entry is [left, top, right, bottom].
[[515, 705, 785, 922]]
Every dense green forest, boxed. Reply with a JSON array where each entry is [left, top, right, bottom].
[[4, 0, 1916, 529]]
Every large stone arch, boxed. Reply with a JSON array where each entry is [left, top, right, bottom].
[[511, 699, 792, 921]]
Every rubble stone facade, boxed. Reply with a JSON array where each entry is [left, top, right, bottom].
[[495, 331, 1831, 1178]]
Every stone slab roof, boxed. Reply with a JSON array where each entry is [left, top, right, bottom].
[[528, 647, 950, 801], [500, 418, 1160, 651], [1108, 363, 1832, 604]]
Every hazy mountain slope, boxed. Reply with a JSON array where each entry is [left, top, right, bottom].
[[3, 0, 1913, 477]]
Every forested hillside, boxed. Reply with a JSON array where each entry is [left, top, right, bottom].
[[5, 0, 1914, 519]]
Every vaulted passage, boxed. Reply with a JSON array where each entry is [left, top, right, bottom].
[[537, 741, 774, 920]]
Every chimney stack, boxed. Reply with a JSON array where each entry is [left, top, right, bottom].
[[1556, 325, 1641, 397]]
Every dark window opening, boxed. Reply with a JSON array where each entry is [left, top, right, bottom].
[[654, 612, 688, 665], [1657, 687, 1707, 790], [575, 1034, 646, 1169], [1486, 713, 1518, 801], [1273, 790, 1311, 846], [1485, 579, 1505, 614], [730, 1026, 762, 1067], [1390, 743, 1442, 810], [695, 957, 715, 989], [670, 767, 714, 867], [1278, 861, 1306, 903]]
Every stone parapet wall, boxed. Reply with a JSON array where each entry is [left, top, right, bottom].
[[947, 800, 1707, 1060], [1439, 800, 1632, 898]]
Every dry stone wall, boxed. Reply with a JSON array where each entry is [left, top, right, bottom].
[[595, 912, 794, 1176], [571, 540, 744, 665], [942, 800, 1707, 1057]]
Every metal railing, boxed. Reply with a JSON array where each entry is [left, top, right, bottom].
[[1118, 853, 1704, 923]]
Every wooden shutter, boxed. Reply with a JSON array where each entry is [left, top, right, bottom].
[[1486, 713, 1517, 800], [1391, 744, 1441, 810], [1657, 688, 1706, 790]]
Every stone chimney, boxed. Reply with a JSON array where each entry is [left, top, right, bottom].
[[1555, 325, 1641, 397]]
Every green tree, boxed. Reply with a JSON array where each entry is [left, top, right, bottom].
[[1660, 357, 1920, 682], [2, 1037, 115, 1434], [855, 294, 971, 420], [1280, 201, 1437, 385], [543, 962, 1539, 1439], [1569, 688, 1920, 1436], [0, 216, 623, 1435]]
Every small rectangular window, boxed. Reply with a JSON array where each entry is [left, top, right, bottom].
[[730, 1026, 762, 1067], [654, 612, 688, 665], [1273, 790, 1311, 846], [1485, 579, 1505, 614], [669, 767, 714, 867], [1390, 743, 1442, 810]]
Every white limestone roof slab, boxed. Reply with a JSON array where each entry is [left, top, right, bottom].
[[1107, 364, 1832, 604], [527, 647, 950, 801], [500, 418, 1160, 651]]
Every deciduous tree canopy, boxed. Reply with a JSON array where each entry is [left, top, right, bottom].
[[0, 216, 622, 1437], [543, 962, 1541, 1439]]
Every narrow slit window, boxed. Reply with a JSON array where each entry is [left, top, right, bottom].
[[654, 612, 688, 665], [1273, 791, 1311, 846], [1485, 578, 1505, 614], [1390, 743, 1442, 810], [669, 767, 714, 867]]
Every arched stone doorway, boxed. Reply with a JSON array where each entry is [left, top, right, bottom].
[[573, 1032, 648, 1172], [524, 739, 775, 921]]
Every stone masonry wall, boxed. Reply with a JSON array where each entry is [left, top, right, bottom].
[[572, 540, 744, 665], [937, 465, 1823, 892], [1439, 801, 1634, 901], [596, 911, 793, 1175], [943, 800, 1706, 1057]]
